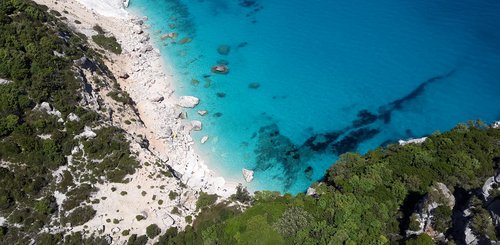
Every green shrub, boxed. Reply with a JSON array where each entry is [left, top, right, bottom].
[[168, 191, 178, 200], [92, 34, 122, 54], [63, 206, 96, 226], [127, 234, 148, 245], [135, 215, 146, 221], [196, 192, 218, 211], [146, 224, 161, 239]]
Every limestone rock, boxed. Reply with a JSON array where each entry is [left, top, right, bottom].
[[177, 96, 200, 108], [398, 137, 427, 146], [104, 235, 112, 244], [162, 214, 175, 226], [132, 25, 142, 34], [111, 227, 121, 233], [197, 110, 208, 116], [191, 120, 202, 131], [98, 225, 105, 233], [435, 182, 455, 208], [150, 94, 164, 103], [177, 111, 188, 119], [67, 113, 80, 122], [201, 135, 209, 144], [0, 78, 12, 85], [75, 126, 97, 139], [306, 187, 316, 196], [140, 45, 154, 53], [492, 121, 500, 129], [242, 168, 254, 183]]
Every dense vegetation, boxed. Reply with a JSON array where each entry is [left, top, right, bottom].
[[0, 0, 137, 243], [159, 122, 499, 244]]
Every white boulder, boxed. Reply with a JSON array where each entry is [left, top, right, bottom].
[[201, 135, 209, 144], [74, 126, 97, 139], [0, 78, 12, 85], [398, 137, 427, 146], [191, 120, 202, 131], [242, 168, 254, 183], [177, 96, 200, 108], [67, 113, 80, 122]]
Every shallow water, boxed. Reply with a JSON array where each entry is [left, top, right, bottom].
[[130, 0, 500, 193]]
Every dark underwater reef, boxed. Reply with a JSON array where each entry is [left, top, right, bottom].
[[253, 70, 456, 190]]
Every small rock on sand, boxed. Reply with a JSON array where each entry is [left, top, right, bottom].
[[178, 96, 200, 108], [197, 110, 208, 116], [150, 94, 164, 103], [162, 214, 175, 226]]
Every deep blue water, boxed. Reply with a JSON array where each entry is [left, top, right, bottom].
[[130, 0, 500, 193]]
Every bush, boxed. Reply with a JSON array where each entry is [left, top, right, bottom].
[[135, 215, 145, 221], [168, 191, 178, 200], [92, 34, 122, 54], [273, 206, 313, 237], [146, 224, 161, 239], [127, 234, 148, 245], [63, 206, 96, 226], [230, 184, 252, 204], [196, 192, 218, 211]]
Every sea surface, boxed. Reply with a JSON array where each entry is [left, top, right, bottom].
[[130, 0, 500, 193]]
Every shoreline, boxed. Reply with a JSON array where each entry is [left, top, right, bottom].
[[37, 0, 236, 196]]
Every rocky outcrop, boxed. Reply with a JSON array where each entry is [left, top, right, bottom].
[[242, 168, 254, 183], [191, 120, 202, 131], [492, 121, 500, 129], [398, 137, 427, 146], [177, 96, 200, 108], [0, 78, 12, 85], [406, 182, 455, 240], [74, 126, 97, 139]]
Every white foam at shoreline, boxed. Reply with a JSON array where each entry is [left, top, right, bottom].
[[77, 0, 128, 19]]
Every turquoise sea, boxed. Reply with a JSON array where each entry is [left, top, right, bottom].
[[130, 0, 500, 194]]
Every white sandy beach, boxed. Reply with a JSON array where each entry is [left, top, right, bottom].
[[33, 0, 237, 241]]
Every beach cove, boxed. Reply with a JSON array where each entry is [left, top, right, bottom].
[[130, 0, 500, 193]]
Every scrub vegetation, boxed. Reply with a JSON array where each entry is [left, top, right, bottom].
[[0, 0, 137, 243]]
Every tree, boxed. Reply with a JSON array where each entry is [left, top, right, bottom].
[[406, 234, 433, 245], [146, 224, 161, 239]]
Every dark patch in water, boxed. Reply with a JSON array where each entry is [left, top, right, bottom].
[[251, 70, 456, 191], [304, 166, 313, 180], [237, 42, 248, 48], [332, 128, 380, 155], [216, 92, 226, 98], [302, 132, 342, 152], [239, 0, 257, 7], [213, 112, 223, 117], [377, 70, 455, 123]]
